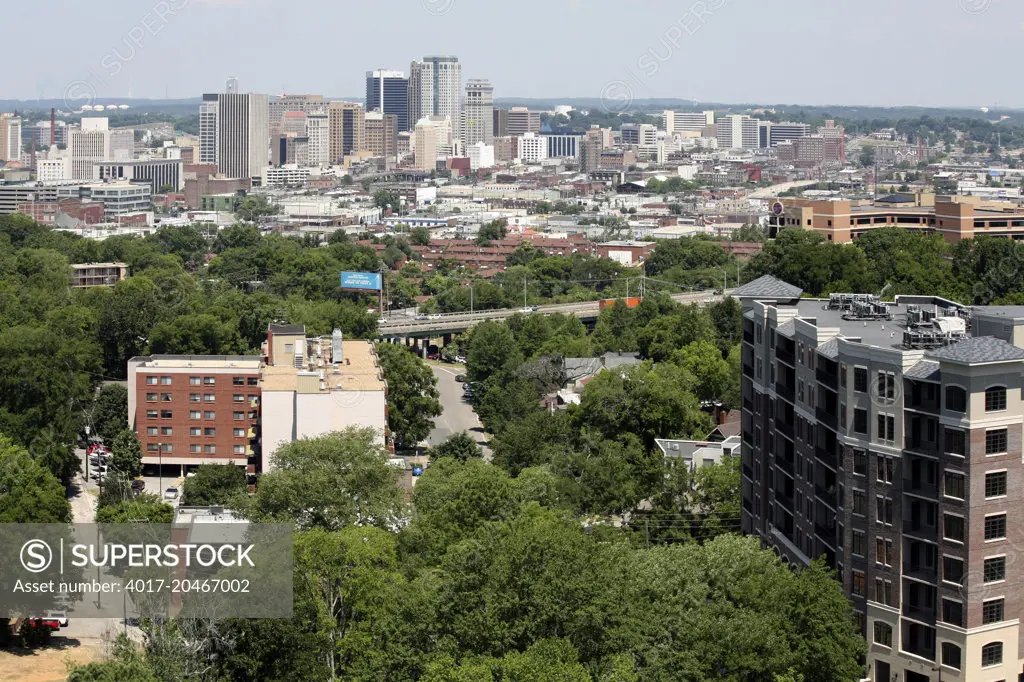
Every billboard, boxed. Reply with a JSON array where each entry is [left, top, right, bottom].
[[340, 272, 382, 291]]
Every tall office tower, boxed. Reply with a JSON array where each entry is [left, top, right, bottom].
[[738, 275, 1024, 682], [268, 95, 326, 130], [327, 101, 365, 163], [226, 77, 239, 94], [364, 111, 398, 160], [199, 96, 220, 165], [716, 114, 759, 149], [463, 79, 494, 147], [204, 92, 270, 183], [365, 70, 409, 133], [69, 117, 134, 180], [305, 113, 330, 167], [580, 126, 608, 171], [0, 115, 22, 162], [408, 56, 462, 140], [413, 118, 439, 171], [761, 121, 810, 148], [663, 110, 715, 133], [620, 123, 657, 146], [506, 107, 541, 136], [493, 108, 509, 138]]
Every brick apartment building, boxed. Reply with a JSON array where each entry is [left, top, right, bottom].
[[738, 274, 1024, 682]]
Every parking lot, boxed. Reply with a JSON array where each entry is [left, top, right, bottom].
[[77, 448, 184, 506]]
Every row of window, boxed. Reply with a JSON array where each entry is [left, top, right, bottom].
[[146, 376, 258, 386], [145, 443, 248, 455], [144, 410, 254, 420], [842, 365, 1009, 414], [145, 427, 249, 437], [146, 393, 258, 403]]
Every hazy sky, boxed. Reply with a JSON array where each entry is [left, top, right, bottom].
[[7, 0, 1022, 108]]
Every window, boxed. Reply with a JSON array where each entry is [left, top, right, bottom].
[[840, 363, 848, 387], [190, 444, 202, 453], [851, 570, 865, 597], [852, 531, 865, 557], [986, 429, 1007, 455], [944, 514, 965, 542], [233, 377, 245, 386], [876, 414, 895, 442], [942, 598, 964, 626], [944, 472, 965, 500], [943, 556, 964, 585], [797, 380, 804, 402], [204, 428, 216, 436], [876, 496, 893, 525], [877, 456, 895, 483], [161, 427, 172, 436], [852, 490, 867, 516], [853, 450, 867, 475], [146, 443, 158, 452], [233, 412, 245, 420], [234, 445, 246, 454], [233, 428, 245, 437], [983, 598, 1005, 624], [853, 409, 867, 434], [984, 556, 1006, 583], [248, 395, 258, 404], [874, 578, 893, 606], [160, 393, 172, 402], [146, 409, 158, 418], [190, 410, 201, 419], [204, 377, 216, 385], [146, 393, 158, 402], [160, 444, 172, 453], [204, 445, 216, 454], [146, 376, 158, 385], [190, 376, 201, 385], [248, 377, 259, 386], [233, 394, 245, 402], [853, 367, 868, 393], [160, 410, 172, 419], [986, 471, 1008, 498], [876, 538, 893, 567], [945, 385, 967, 412], [877, 371, 895, 401], [203, 411, 215, 419], [160, 376, 172, 385], [190, 427, 201, 436], [985, 386, 1007, 412], [873, 621, 892, 647], [985, 514, 1007, 541], [981, 642, 1003, 667], [941, 642, 962, 670], [945, 428, 966, 456], [189, 393, 201, 402], [840, 404, 847, 429], [146, 427, 158, 436]]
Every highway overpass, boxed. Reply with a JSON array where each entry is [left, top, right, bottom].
[[377, 290, 729, 337]]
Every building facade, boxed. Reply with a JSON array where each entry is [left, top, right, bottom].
[[94, 159, 184, 193], [717, 114, 759, 149], [739, 275, 1024, 682], [328, 101, 366, 163], [544, 133, 582, 160], [463, 79, 494, 147], [305, 113, 330, 167], [364, 111, 398, 160], [365, 70, 409, 133], [409, 56, 462, 141], [71, 262, 128, 288], [663, 110, 715, 134], [506, 107, 541, 137], [0, 115, 22, 162]]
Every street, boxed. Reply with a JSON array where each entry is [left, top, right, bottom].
[[427, 362, 491, 461]]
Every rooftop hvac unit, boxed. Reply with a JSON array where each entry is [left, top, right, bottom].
[[332, 329, 343, 365]]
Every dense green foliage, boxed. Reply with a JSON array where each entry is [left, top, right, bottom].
[[181, 463, 247, 507]]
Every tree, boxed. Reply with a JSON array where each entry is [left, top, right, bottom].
[[670, 341, 733, 404], [96, 494, 174, 523], [109, 430, 143, 479], [0, 435, 71, 523], [467, 321, 523, 383], [409, 226, 431, 246], [374, 343, 442, 448], [373, 189, 401, 212], [235, 194, 280, 223], [858, 145, 876, 168], [245, 428, 403, 531], [92, 384, 128, 443], [476, 219, 508, 245], [181, 463, 246, 506], [429, 431, 483, 463]]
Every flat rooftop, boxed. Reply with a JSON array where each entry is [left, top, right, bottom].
[[261, 340, 384, 393], [133, 355, 262, 370]]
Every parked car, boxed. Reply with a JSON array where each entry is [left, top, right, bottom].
[[428, 314, 442, 320], [427, 352, 440, 360], [130, 479, 145, 493], [455, 374, 466, 382], [454, 355, 466, 364], [414, 314, 428, 321], [163, 487, 179, 501], [43, 610, 68, 628]]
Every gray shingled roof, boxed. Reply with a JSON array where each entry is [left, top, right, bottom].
[[905, 360, 940, 381], [776, 321, 796, 338], [816, 339, 839, 359], [732, 275, 803, 300], [927, 336, 1024, 365]]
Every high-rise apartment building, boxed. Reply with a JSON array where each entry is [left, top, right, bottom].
[[620, 123, 657, 147], [365, 70, 409, 133], [200, 92, 270, 183], [717, 114, 759, 149], [493, 108, 509, 138], [69, 117, 134, 180], [328, 101, 365, 163], [414, 118, 440, 171], [580, 126, 609, 172], [663, 110, 715, 134], [364, 111, 398, 160], [507, 107, 541, 137], [306, 113, 330, 167], [0, 115, 22, 162], [409, 56, 462, 140], [463, 79, 494, 147], [739, 274, 1024, 682], [517, 132, 548, 164]]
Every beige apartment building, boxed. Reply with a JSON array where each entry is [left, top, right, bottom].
[[739, 275, 1024, 682], [328, 101, 366, 164], [71, 262, 128, 288]]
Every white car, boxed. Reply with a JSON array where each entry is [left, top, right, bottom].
[[163, 487, 180, 501], [428, 314, 442, 320], [454, 355, 466, 364], [43, 610, 68, 627]]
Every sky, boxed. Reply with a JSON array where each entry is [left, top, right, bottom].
[[6, 0, 1023, 109]]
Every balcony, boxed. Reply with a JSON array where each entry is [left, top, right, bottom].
[[902, 603, 936, 623], [742, 464, 754, 481], [905, 477, 938, 499], [903, 563, 939, 584], [815, 522, 837, 543], [815, 406, 838, 431], [776, 419, 794, 438], [776, 346, 795, 366], [815, 446, 838, 470], [776, 383, 795, 403], [743, 363, 755, 380], [776, 455, 794, 476], [904, 437, 940, 457], [903, 519, 938, 542], [816, 364, 839, 388], [815, 484, 838, 510]]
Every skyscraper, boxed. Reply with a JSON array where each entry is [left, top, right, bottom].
[[463, 79, 494, 147], [365, 70, 409, 133], [306, 113, 329, 167], [408, 56, 462, 140], [328, 101, 365, 163], [0, 115, 22, 163], [365, 111, 398, 160], [199, 91, 270, 183], [414, 118, 439, 171]]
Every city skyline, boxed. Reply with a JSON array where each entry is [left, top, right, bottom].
[[6, 0, 1022, 108]]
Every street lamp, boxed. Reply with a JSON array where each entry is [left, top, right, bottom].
[[158, 442, 163, 496], [715, 266, 728, 293]]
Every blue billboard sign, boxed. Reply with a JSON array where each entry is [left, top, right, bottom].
[[341, 272, 382, 291]]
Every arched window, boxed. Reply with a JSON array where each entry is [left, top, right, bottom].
[[945, 386, 966, 412], [985, 386, 1007, 412], [981, 641, 1003, 667]]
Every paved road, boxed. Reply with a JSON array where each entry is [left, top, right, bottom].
[[427, 363, 491, 461], [746, 180, 820, 199], [380, 290, 724, 336]]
